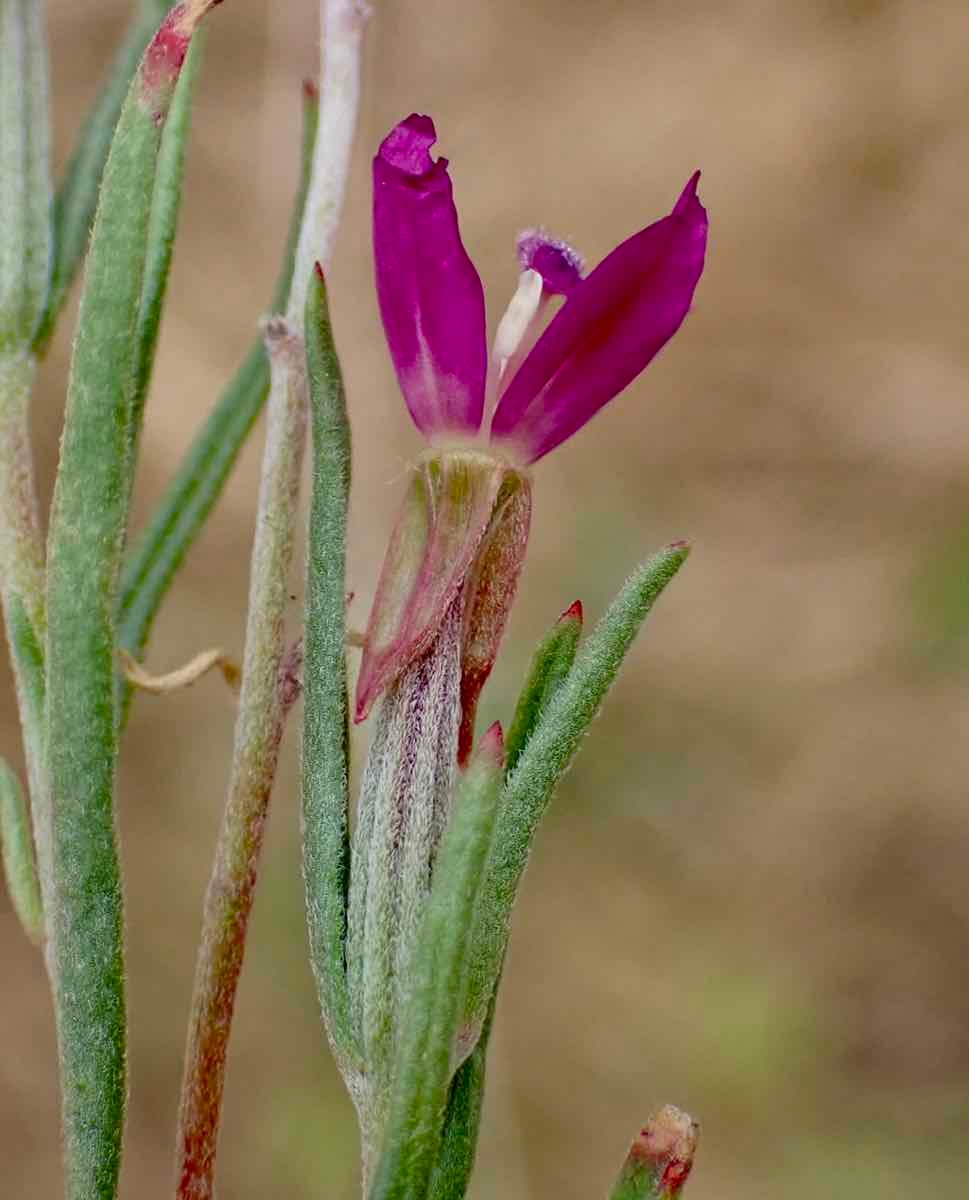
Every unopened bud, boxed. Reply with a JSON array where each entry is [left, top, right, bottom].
[[610, 1106, 699, 1199]]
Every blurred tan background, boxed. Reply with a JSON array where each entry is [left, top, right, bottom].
[[3, 0, 969, 1195]]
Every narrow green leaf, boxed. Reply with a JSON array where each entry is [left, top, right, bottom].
[[0, 755, 43, 943], [465, 543, 690, 1031], [425, 610, 587, 1197], [0, 0, 52, 349], [127, 32, 203, 473], [427, 998, 495, 1200], [0, 0, 49, 857], [609, 1107, 699, 1200], [33, 1, 176, 350], [505, 599, 583, 773], [0, 354, 47, 832], [44, 8, 220, 1196], [370, 726, 504, 1200], [116, 81, 320, 701], [301, 267, 356, 1065], [5, 591, 45, 802]]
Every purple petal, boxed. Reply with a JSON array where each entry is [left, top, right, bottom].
[[491, 172, 708, 462], [516, 229, 585, 295], [374, 114, 488, 438]]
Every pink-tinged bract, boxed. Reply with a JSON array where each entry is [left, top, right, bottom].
[[457, 473, 532, 763], [354, 454, 509, 723], [491, 172, 708, 463], [373, 114, 488, 439]]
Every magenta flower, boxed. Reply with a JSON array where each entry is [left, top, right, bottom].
[[358, 113, 708, 752], [373, 112, 708, 464]]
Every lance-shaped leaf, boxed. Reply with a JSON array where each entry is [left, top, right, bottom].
[[426, 602, 584, 1195], [116, 80, 319, 704], [127, 31, 203, 476], [609, 1107, 699, 1200], [457, 472, 532, 764], [0, 0, 51, 841], [369, 725, 504, 1200], [34, 0, 176, 349], [426, 993, 494, 1200], [301, 266, 356, 1066], [427, 602, 585, 1195], [463, 543, 690, 1034], [0, 756, 43, 943], [3, 592, 45, 810], [505, 599, 583, 773], [44, 6, 223, 1195], [0, 353, 48, 879], [0, 0, 51, 351], [355, 451, 509, 724]]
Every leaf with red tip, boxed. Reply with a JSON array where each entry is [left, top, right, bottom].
[[355, 452, 509, 723], [141, 2, 221, 116], [457, 474, 532, 764], [504, 598, 583, 773], [465, 542, 690, 1033]]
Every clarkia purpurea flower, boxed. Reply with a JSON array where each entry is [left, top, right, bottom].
[[358, 113, 708, 755], [372, 112, 707, 462]]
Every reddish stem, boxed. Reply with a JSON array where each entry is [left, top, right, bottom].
[[175, 643, 302, 1200]]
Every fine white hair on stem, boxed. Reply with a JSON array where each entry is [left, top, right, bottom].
[[287, 0, 372, 328]]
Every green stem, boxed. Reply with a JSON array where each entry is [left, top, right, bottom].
[[174, 320, 308, 1200]]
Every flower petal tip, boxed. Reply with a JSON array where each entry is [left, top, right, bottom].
[[378, 113, 438, 174], [674, 170, 705, 218]]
